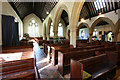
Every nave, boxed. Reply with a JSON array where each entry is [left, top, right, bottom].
[[0, 0, 120, 80]]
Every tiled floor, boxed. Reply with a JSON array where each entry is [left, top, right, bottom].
[[35, 48, 64, 80], [35, 48, 120, 80]]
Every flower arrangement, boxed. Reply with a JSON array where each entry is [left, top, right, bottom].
[[23, 33, 30, 40], [53, 36, 61, 44]]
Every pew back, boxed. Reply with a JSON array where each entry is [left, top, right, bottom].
[[71, 53, 117, 79]]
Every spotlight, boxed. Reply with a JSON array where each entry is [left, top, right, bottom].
[[46, 11, 49, 14], [81, 18, 85, 22]]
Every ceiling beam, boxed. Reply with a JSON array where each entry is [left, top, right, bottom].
[[114, 2, 118, 13], [9, 2, 22, 21], [85, 3, 92, 20]]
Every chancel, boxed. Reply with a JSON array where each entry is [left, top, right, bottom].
[[0, 0, 120, 80]]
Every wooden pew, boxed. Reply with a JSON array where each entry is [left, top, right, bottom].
[[43, 39, 69, 54], [1, 51, 37, 80], [51, 45, 73, 65], [2, 48, 33, 53], [71, 53, 117, 80], [59, 45, 104, 53], [58, 47, 116, 76], [45, 43, 70, 61], [52, 45, 104, 66], [2, 45, 33, 50], [58, 50, 97, 76]]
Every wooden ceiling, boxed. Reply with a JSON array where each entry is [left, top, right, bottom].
[[8, 0, 120, 26], [79, 1, 120, 20], [8, 1, 58, 21], [61, 1, 120, 26]]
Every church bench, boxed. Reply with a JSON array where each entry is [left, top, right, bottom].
[[76, 43, 91, 47], [58, 50, 97, 76], [52, 45, 104, 66], [2, 48, 33, 53], [59, 45, 104, 53], [51, 45, 73, 65], [45, 43, 70, 60], [2, 45, 33, 50], [43, 41, 50, 53], [43, 39, 70, 54], [1, 51, 38, 80], [70, 53, 117, 80], [58, 46, 116, 76]]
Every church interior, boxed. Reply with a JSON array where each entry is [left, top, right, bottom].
[[0, 0, 120, 80]]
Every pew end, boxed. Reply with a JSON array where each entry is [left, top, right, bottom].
[[70, 59, 83, 80]]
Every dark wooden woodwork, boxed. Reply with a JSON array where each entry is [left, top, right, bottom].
[[51, 45, 73, 65], [58, 46, 116, 76], [70, 53, 117, 80], [1, 51, 37, 80], [58, 50, 97, 76], [2, 48, 33, 53], [2, 45, 33, 50], [9, 2, 58, 21]]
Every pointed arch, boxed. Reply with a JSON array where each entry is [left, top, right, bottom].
[[76, 23, 90, 40], [90, 17, 115, 34], [53, 4, 70, 37]]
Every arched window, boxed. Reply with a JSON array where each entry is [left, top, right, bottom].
[[58, 23, 63, 37], [50, 23, 63, 37], [28, 20, 39, 37], [107, 32, 112, 42]]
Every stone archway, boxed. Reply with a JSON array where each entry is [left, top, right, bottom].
[[76, 23, 90, 40], [90, 17, 115, 42], [53, 4, 70, 38], [91, 17, 115, 34], [69, 1, 85, 47]]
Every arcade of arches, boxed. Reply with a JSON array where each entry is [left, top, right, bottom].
[[0, 1, 120, 47]]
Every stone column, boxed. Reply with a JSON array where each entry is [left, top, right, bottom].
[[53, 30, 58, 38], [43, 33, 46, 40], [66, 30, 69, 39], [70, 25, 77, 48], [113, 33, 118, 42], [89, 33, 92, 43], [76, 27, 79, 40], [47, 33, 50, 41]]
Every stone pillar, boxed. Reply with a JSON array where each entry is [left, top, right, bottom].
[[66, 30, 69, 39], [70, 25, 77, 48], [53, 30, 58, 38], [76, 27, 79, 40], [113, 33, 118, 42], [89, 33, 92, 43], [43, 33, 46, 40], [47, 33, 50, 41]]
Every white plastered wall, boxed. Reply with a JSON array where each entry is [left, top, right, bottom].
[[0, 1, 23, 46]]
